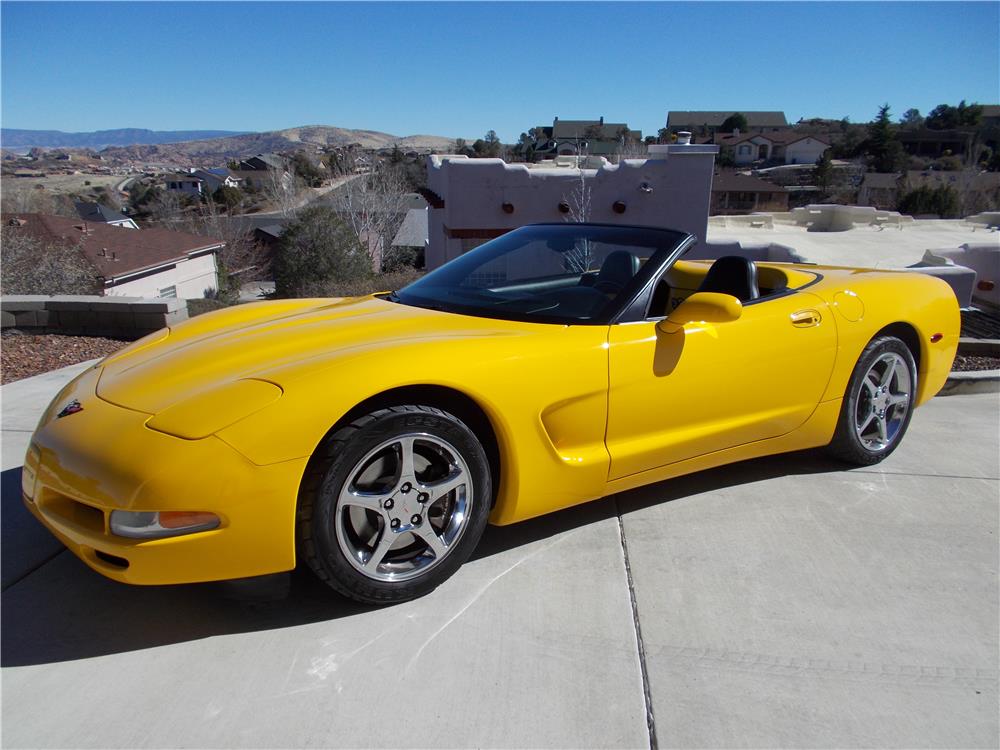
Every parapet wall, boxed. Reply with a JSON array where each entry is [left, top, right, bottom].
[[425, 144, 719, 269], [0, 295, 188, 338]]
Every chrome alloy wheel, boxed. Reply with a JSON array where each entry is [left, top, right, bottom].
[[334, 433, 473, 582], [853, 352, 912, 451]]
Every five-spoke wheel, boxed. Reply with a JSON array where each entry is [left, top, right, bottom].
[[335, 434, 473, 582], [828, 335, 917, 465], [298, 405, 491, 604]]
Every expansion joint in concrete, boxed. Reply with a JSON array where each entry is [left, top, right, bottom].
[[615, 496, 658, 750], [1, 548, 65, 593]]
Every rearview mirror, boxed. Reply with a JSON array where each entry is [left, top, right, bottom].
[[657, 292, 742, 334]]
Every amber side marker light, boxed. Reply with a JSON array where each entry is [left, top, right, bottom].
[[110, 510, 220, 539], [930, 333, 944, 343]]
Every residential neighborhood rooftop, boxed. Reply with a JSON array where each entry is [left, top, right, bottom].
[[667, 110, 790, 128], [73, 201, 130, 224], [3, 213, 224, 279]]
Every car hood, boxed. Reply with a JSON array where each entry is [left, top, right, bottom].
[[97, 296, 535, 414]]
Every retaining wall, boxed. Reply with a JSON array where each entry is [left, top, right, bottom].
[[0, 295, 188, 338]]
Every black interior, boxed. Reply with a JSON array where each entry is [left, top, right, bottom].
[[594, 250, 641, 294], [697, 255, 760, 302]]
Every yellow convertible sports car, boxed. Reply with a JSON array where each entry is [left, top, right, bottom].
[[23, 223, 959, 603]]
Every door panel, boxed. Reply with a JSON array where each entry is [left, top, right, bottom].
[[606, 291, 837, 480]]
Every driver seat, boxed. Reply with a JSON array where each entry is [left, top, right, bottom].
[[595, 251, 640, 294], [698, 256, 759, 301]]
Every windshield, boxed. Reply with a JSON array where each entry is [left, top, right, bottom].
[[392, 224, 691, 324]]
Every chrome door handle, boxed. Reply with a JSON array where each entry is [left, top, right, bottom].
[[790, 309, 821, 327]]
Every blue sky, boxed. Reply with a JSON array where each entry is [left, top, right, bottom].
[[2, 1, 998, 141]]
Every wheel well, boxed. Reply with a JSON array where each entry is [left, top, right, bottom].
[[334, 385, 502, 506], [876, 322, 922, 371]]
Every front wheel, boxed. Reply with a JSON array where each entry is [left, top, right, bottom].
[[298, 405, 491, 604], [827, 335, 917, 465]]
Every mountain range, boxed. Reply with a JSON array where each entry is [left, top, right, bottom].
[[2, 126, 460, 165], [1, 128, 251, 149]]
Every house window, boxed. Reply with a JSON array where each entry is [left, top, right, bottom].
[[158, 285, 177, 299], [738, 145, 751, 155]]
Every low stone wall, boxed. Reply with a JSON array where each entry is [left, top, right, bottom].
[[0, 295, 188, 338]]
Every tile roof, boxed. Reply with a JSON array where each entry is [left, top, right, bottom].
[[2, 213, 223, 280]]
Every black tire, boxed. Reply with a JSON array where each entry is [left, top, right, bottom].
[[827, 335, 918, 466], [298, 405, 491, 604]]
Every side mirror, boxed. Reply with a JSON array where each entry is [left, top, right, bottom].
[[657, 292, 742, 334]]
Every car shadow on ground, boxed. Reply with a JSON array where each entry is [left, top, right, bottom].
[[1, 450, 846, 668]]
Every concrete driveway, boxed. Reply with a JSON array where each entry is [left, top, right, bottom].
[[2, 363, 997, 748]]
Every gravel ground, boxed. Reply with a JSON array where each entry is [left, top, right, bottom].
[[1, 333, 130, 384], [952, 354, 1000, 372]]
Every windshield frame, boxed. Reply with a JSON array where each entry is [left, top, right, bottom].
[[390, 223, 696, 326]]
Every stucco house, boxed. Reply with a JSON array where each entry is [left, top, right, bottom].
[[193, 168, 244, 194], [423, 143, 718, 269], [164, 174, 204, 197], [3, 213, 223, 299], [715, 131, 831, 166]]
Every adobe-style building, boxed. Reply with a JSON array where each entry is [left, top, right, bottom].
[[423, 142, 718, 269], [3, 213, 223, 298]]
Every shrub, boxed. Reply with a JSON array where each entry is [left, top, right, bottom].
[[271, 205, 371, 297]]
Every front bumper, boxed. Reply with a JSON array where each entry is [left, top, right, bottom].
[[23, 366, 308, 585]]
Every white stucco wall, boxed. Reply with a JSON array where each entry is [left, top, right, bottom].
[[105, 252, 219, 299], [785, 138, 828, 165], [425, 144, 719, 269]]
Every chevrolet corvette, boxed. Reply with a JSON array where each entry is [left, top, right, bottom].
[[23, 223, 960, 603]]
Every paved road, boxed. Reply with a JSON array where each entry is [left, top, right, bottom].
[[2, 364, 997, 748]]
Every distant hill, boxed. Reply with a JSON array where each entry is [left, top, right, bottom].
[[96, 125, 459, 166], [0, 128, 252, 149]]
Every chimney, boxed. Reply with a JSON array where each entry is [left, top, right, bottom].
[[599, 116, 604, 126], [732, 129, 740, 136], [677, 131, 693, 145]]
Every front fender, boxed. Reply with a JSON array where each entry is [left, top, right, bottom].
[[215, 326, 612, 525]]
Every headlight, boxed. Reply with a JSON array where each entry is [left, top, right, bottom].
[[110, 510, 220, 539], [146, 379, 282, 439]]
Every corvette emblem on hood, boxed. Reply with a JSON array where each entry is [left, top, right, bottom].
[[56, 400, 84, 418]]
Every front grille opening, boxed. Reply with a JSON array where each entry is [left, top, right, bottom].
[[94, 550, 130, 569], [41, 493, 106, 534]]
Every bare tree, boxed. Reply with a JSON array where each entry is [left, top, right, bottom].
[[1, 227, 101, 295], [612, 138, 648, 163], [561, 169, 595, 273], [330, 165, 408, 271], [193, 197, 269, 300], [264, 165, 301, 219]]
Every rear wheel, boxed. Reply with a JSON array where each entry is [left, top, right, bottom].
[[827, 336, 917, 465], [298, 405, 491, 604]]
